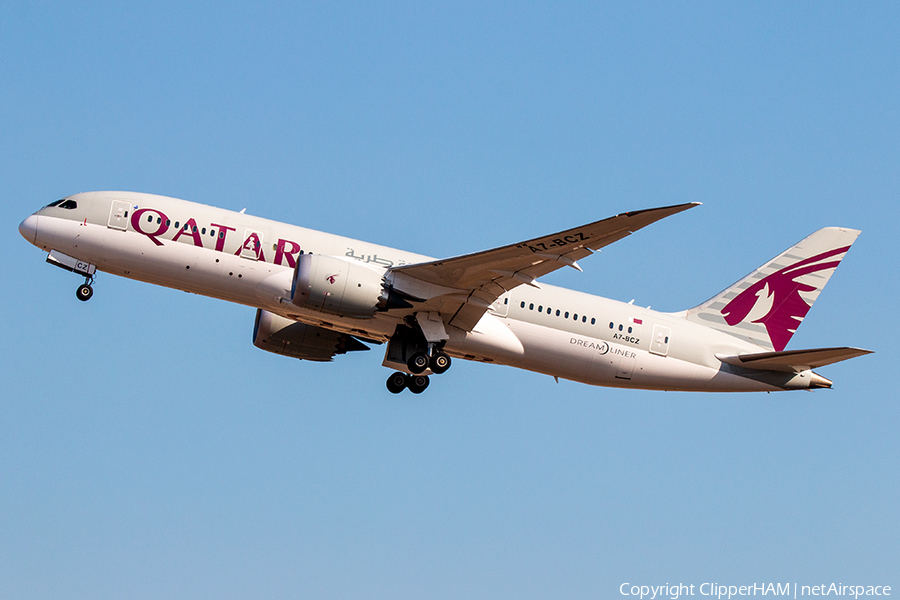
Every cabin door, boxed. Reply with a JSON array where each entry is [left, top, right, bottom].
[[650, 325, 672, 357], [108, 200, 131, 230]]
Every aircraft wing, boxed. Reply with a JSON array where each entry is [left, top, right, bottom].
[[389, 202, 699, 331], [717, 347, 874, 373]]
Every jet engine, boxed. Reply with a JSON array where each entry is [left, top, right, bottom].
[[252, 309, 368, 361], [290, 254, 410, 318]]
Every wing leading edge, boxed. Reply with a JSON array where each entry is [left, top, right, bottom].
[[389, 202, 700, 331]]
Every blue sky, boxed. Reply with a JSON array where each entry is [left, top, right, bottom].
[[2, 2, 898, 598]]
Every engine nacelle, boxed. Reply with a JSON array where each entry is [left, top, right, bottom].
[[290, 254, 389, 318], [252, 309, 368, 362]]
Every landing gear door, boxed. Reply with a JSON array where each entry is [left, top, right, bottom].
[[108, 200, 131, 231], [240, 229, 266, 261], [650, 324, 672, 357]]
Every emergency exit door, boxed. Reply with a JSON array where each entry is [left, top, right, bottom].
[[240, 229, 265, 260]]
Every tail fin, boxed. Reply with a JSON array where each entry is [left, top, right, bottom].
[[685, 227, 860, 351]]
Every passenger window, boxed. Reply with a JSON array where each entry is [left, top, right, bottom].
[[175, 222, 180, 229], [219, 231, 224, 239], [565, 312, 569, 318], [573, 314, 578, 320], [582, 316, 587, 323], [538, 306, 543, 312], [618, 324, 623, 331], [147, 215, 153, 223], [520, 301, 525, 308], [556, 309, 560, 316], [504, 298, 508, 305], [202, 227, 206, 235], [529, 303, 534, 310], [628, 326, 632, 333], [591, 318, 596, 325]]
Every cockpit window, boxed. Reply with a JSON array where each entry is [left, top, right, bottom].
[[45, 199, 65, 208], [59, 200, 78, 209]]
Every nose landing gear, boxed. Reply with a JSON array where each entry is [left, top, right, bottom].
[[76, 275, 95, 302], [45, 251, 97, 302], [76, 283, 93, 301]]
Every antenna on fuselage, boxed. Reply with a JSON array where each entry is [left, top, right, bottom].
[[239, 208, 246, 214]]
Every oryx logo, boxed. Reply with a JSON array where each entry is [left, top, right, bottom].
[[720, 246, 850, 351], [325, 273, 339, 285]]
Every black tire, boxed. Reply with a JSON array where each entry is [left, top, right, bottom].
[[407, 352, 429, 374], [386, 372, 408, 394], [76, 284, 93, 302], [408, 375, 429, 394], [430, 352, 451, 374]]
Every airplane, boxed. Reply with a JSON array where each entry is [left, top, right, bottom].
[[18, 191, 872, 394]]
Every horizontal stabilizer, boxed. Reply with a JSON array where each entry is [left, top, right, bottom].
[[717, 347, 873, 373]]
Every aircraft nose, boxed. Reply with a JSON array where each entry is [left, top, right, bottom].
[[18, 214, 39, 245]]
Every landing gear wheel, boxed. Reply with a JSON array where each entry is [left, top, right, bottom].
[[386, 372, 408, 394], [430, 352, 451, 374], [407, 375, 430, 394], [76, 284, 93, 302], [407, 352, 430, 374]]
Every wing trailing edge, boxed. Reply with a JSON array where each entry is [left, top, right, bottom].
[[389, 202, 700, 331]]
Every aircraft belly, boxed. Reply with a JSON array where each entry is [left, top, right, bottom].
[[38, 216, 278, 308], [444, 313, 525, 360], [504, 320, 646, 385], [503, 320, 782, 392], [99, 237, 396, 341], [99, 230, 262, 301]]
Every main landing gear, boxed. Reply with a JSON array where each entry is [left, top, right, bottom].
[[406, 350, 451, 375], [385, 372, 430, 394], [383, 323, 453, 395], [385, 349, 452, 394]]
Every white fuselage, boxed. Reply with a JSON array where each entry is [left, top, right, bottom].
[[20, 191, 820, 392]]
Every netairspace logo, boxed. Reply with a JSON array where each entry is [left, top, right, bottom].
[[619, 582, 892, 600]]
